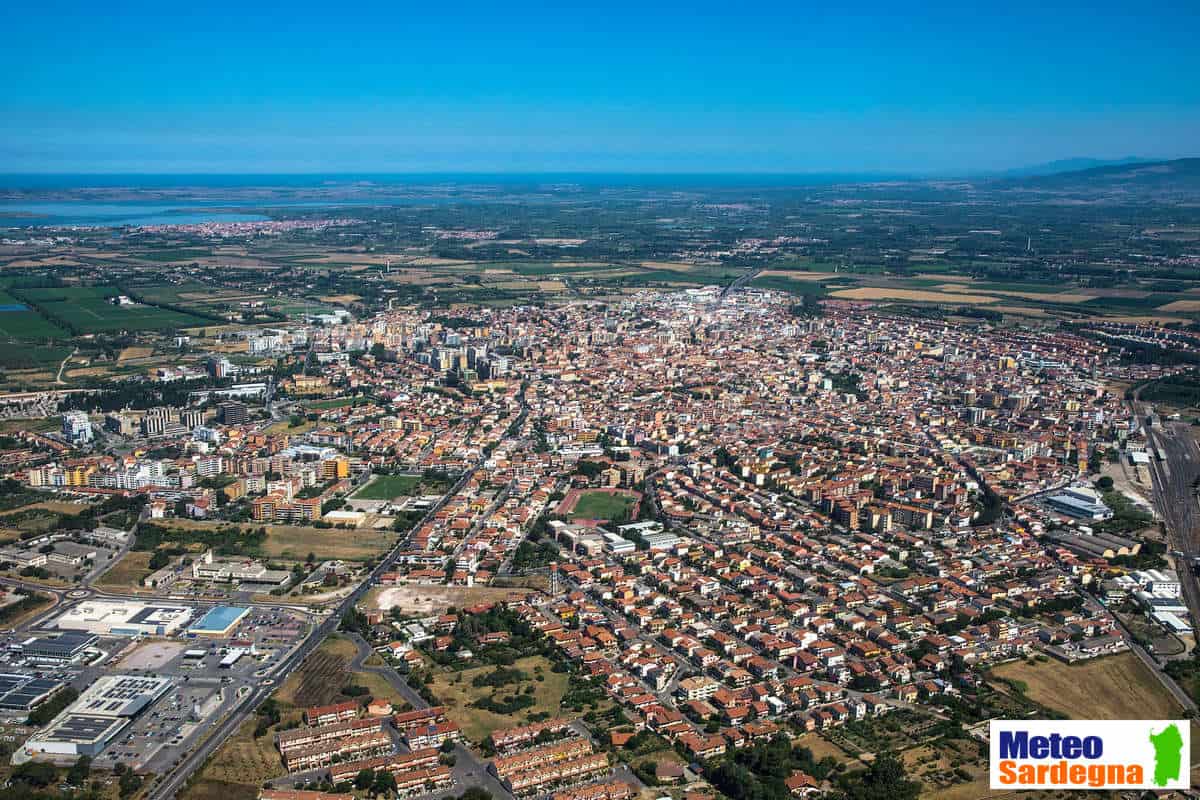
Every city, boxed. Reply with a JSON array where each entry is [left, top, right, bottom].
[[4, 2, 1200, 798]]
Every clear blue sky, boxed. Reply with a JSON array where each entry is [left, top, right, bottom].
[[3, 0, 1198, 174]]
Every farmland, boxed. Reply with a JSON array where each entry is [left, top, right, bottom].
[[11, 285, 211, 334], [0, 288, 68, 339]]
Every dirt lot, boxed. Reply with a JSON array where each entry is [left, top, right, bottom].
[[117, 640, 186, 670], [991, 652, 1182, 719], [367, 584, 534, 615]]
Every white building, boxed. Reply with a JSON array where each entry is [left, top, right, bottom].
[[54, 600, 192, 637], [61, 412, 93, 445]]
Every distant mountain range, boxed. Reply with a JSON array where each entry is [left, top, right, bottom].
[[990, 157, 1200, 197], [991, 156, 1153, 178]]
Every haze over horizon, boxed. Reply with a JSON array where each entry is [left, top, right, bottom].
[[4, 0, 1199, 175]]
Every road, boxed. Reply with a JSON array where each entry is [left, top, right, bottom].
[[147, 459, 491, 800], [718, 267, 762, 302]]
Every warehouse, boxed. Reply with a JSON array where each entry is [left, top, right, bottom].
[[0, 673, 65, 711], [54, 600, 192, 637], [188, 605, 250, 637], [17, 631, 99, 663], [23, 675, 172, 758]]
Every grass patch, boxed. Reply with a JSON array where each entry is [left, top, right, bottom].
[[426, 655, 567, 743], [94, 551, 154, 591], [991, 652, 1182, 719]]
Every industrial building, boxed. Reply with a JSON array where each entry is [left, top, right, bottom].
[[188, 605, 250, 637], [0, 673, 65, 711], [23, 675, 171, 757], [54, 600, 193, 637], [15, 631, 99, 663], [1046, 485, 1113, 520]]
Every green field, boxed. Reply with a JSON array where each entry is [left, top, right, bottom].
[[0, 341, 73, 370], [0, 289, 68, 339], [14, 285, 210, 334], [352, 474, 422, 500], [570, 490, 636, 521]]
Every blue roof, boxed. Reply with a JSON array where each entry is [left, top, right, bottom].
[[190, 605, 248, 632]]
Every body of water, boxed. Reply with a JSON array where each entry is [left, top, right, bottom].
[[0, 201, 270, 228]]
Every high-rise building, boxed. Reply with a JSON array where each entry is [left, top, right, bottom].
[[220, 402, 248, 426], [62, 411, 93, 445]]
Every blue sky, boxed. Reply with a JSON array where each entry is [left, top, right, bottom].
[[3, 0, 1198, 174]]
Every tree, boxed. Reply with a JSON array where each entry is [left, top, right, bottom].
[[372, 769, 397, 797], [67, 755, 92, 786], [833, 752, 920, 800], [118, 769, 144, 798], [355, 768, 376, 790]]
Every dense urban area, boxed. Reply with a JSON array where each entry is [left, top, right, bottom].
[[3, 164, 1200, 800]]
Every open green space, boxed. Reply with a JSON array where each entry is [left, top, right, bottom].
[[351, 473, 422, 500], [13, 285, 211, 334], [569, 490, 635, 521], [0, 289, 69, 340]]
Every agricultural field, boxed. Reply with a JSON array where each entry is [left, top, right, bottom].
[[0, 340, 72, 370], [12, 285, 211, 334], [261, 524, 395, 561], [151, 520, 396, 561], [426, 654, 568, 743], [0, 288, 68, 339]]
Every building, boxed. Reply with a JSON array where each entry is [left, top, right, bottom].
[[187, 605, 250, 637], [677, 675, 720, 701], [220, 402, 249, 426], [22, 675, 171, 757], [191, 550, 290, 587], [61, 412, 93, 445], [489, 717, 573, 752], [305, 700, 359, 726], [1047, 486, 1113, 520], [16, 632, 98, 663], [404, 721, 463, 750], [261, 792, 354, 800], [54, 600, 192, 637], [277, 718, 382, 754], [328, 748, 440, 783], [0, 674, 66, 711]]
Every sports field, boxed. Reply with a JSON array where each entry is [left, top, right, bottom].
[[557, 488, 640, 522], [352, 473, 422, 500]]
